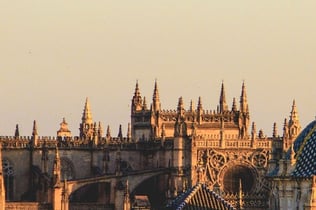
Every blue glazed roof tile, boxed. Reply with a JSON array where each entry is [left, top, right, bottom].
[[290, 120, 316, 177], [166, 183, 235, 210]]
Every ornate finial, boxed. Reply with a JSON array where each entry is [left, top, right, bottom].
[[240, 81, 248, 113], [106, 125, 111, 139], [283, 118, 289, 145], [251, 122, 257, 139], [97, 121, 103, 137], [189, 100, 194, 112], [232, 97, 237, 112], [289, 99, 299, 123], [118, 124, 123, 139], [219, 81, 228, 113], [197, 96, 203, 110], [135, 80, 140, 96], [152, 79, 161, 111], [32, 120, 38, 136], [15, 124, 20, 138], [273, 122, 278, 138]]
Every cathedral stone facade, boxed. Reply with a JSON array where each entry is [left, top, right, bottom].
[[0, 81, 304, 210]]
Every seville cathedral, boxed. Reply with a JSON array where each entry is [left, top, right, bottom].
[[1, 81, 316, 210]]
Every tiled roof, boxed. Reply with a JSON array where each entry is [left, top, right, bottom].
[[166, 183, 235, 210], [291, 120, 316, 177]]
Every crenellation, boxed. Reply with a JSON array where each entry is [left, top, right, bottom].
[[0, 81, 303, 210]]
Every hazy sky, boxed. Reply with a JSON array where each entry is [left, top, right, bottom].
[[1, 1, 316, 137]]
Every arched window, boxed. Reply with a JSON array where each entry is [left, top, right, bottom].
[[223, 165, 255, 193], [60, 157, 75, 180], [2, 159, 14, 200]]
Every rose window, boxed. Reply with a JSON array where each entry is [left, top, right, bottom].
[[210, 154, 226, 169], [252, 153, 267, 168]]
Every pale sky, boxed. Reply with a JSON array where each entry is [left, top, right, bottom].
[[1, 1, 316, 137]]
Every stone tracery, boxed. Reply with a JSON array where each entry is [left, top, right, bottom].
[[60, 158, 75, 180]]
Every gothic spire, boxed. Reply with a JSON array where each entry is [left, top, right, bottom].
[[232, 97, 237, 112], [82, 97, 93, 124], [32, 120, 38, 136], [197, 97, 203, 124], [197, 96, 203, 111], [152, 80, 161, 112], [118, 124, 123, 139], [251, 122, 257, 140], [32, 120, 39, 147], [273, 122, 278, 138], [106, 125, 111, 139], [79, 98, 94, 139], [14, 124, 20, 138], [132, 81, 143, 112], [288, 99, 301, 139], [189, 100, 194, 112], [219, 81, 228, 113], [240, 81, 248, 113], [98, 121, 103, 138], [134, 80, 141, 98], [289, 99, 299, 125]]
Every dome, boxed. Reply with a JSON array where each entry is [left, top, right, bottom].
[[291, 120, 316, 177]]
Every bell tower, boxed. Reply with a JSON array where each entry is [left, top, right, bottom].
[[79, 98, 94, 139]]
